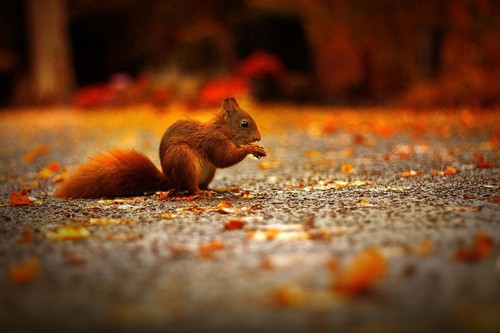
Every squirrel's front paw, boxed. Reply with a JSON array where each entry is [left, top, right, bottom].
[[245, 145, 267, 159]]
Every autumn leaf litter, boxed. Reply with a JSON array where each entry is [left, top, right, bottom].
[[0, 106, 499, 332]]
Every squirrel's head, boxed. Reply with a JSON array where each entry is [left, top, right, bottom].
[[220, 97, 261, 147]]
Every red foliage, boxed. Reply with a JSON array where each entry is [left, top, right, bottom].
[[198, 76, 248, 106], [472, 153, 492, 168], [239, 51, 284, 78]]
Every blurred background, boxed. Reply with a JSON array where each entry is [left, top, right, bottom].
[[0, 0, 499, 109]]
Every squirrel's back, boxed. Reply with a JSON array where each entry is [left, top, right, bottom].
[[55, 150, 166, 198]]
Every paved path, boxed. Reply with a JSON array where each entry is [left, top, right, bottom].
[[1, 106, 499, 332]]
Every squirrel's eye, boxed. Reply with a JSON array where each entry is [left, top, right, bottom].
[[240, 120, 249, 128]]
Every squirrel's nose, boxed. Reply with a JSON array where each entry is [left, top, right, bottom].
[[254, 135, 261, 142]]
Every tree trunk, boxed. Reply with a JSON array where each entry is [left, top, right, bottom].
[[25, 0, 74, 104]]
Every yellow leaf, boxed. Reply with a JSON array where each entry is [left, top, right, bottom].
[[45, 226, 90, 241]]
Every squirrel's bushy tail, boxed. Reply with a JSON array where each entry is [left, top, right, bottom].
[[55, 150, 166, 198]]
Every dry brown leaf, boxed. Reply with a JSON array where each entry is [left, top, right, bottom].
[[9, 256, 40, 284]]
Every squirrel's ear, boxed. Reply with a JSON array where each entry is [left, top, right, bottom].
[[222, 97, 239, 117]]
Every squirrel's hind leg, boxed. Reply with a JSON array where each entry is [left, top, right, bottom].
[[161, 144, 202, 194]]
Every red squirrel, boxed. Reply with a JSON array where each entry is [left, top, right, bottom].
[[55, 97, 266, 198]]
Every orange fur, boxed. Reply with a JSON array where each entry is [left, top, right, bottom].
[[55, 150, 166, 198]]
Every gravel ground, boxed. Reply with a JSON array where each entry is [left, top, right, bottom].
[[0, 106, 499, 333]]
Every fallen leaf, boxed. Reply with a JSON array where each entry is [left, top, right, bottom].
[[359, 199, 373, 206], [472, 153, 492, 168], [88, 218, 132, 225], [344, 148, 354, 157], [333, 249, 387, 295], [443, 166, 457, 175], [17, 227, 34, 244], [491, 197, 500, 205], [199, 240, 225, 259], [217, 201, 236, 213], [259, 161, 283, 170], [38, 161, 62, 179], [100, 232, 143, 241], [240, 191, 254, 199], [224, 218, 246, 230], [65, 252, 87, 265], [353, 134, 367, 145], [162, 213, 177, 219], [45, 225, 90, 241], [179, 205, 213, 214], [247, 229, 310, 241], [415, 238, 433, 256], [341, 164, 353, 173], [272, 284, 308, 307], [401, 170, 422, 177], [454, 231, 494, 262], [9, 256, 40, 284], [9, 190, 35, 207], [305, 150, 321, 158], [23, 144, 51, 163]]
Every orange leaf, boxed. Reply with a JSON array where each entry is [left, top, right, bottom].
[[415, 238, 433, 256], [224, 218, 245, 230], [272, 285, 308, 307], [341, 164, 353, 173], [333, 249, 387, 295], [9, 256, 40, 284], [47, 161, 62, 172], [199, 240, 225, 259], [454, 231, 494, 262], [9, 190, 34, 207], [401, 170, 422, 177], [443, 166, 457, 175], [344, 148, 354, 157], [23, 144, 51, 163]]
